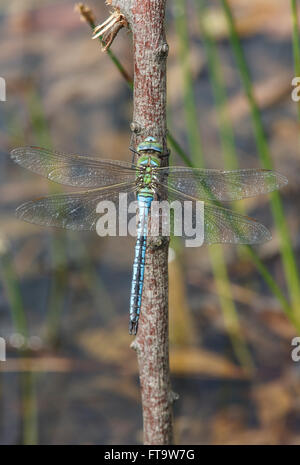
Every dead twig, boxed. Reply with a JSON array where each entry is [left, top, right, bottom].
[[92, 9, 128, 51]]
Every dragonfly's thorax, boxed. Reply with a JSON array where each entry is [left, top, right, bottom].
[[134, 136, 163, 198], [136, 153, 161, 197]]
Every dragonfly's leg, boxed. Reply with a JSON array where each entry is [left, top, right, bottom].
[[159, 148, 170, 162], [129, 319, 139, 336], [129, 147, 140, 167], [131, 150, 136, 166]]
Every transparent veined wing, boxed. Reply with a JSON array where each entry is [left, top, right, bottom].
[[202, 203, 271, 244], [11, 147, 137, 188], [157, 184, 271, 244], [157, 167, 287, 201], [16, 182, 137, 231]]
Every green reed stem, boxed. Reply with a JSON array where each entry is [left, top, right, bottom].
[[27, 85, 116, 337], [197, 0, 238, 170], [221, 0, 300, 322], [20, 371, 38, 445], [0, 246, 28, 338], [209, 245, 255, 371], [245, 245, 298, 327], [1, 248, 38, 444], [7, 118, 39, 444], [197, 0, 295, 326], [167, 132, 193, 167], [45, 233, 68, 344], [173, 0, 255, 369], [82, 9, 133, 90], [174, 0, 205, 165], [68, 235, 116, 323], [26, 89, 68, 345]]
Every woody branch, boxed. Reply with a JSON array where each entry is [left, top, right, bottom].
[[109, 0, 173, 445]]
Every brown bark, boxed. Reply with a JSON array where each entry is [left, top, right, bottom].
[[110, 0, 173, 445]]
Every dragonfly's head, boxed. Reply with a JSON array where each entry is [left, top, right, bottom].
[[137, 136, 163, 154], [136, 136, 162, 168]]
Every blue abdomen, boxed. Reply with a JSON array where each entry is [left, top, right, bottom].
[[129, 194, 153, 335]]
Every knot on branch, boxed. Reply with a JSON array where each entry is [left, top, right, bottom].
[[92, 9, 129, 51], [169, 391, 180, 404], [130, 121, 142, 134], [147, 236, 169, 251], [156, 43, 169, 61], [130, 339, 141, 353]]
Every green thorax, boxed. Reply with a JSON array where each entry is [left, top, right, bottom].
[[136, 154, 161, 198], [136, 137, 162, 199]]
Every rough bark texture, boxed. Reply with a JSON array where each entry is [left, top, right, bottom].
[[110, 0, 173, 445]]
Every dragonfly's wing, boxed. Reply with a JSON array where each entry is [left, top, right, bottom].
[[16, 182, 137, 231], [11, 147, 137, 188], [157, 184, 271, 244], [202, 203, 271, 244], [157, 167, 287, 201]]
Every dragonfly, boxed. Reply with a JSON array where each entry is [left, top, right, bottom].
[[11, 136, 287, 335]]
